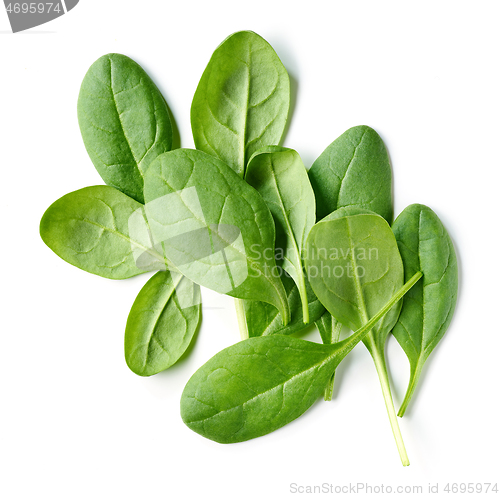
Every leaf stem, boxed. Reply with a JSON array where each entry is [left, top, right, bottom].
[[297, 272, 310, 324], [332, 271, 422, 367], [323, 318, 343, 401], [371, 348, 410, 466], [234, 299, 249, 340], [398, 359, 424, 417]]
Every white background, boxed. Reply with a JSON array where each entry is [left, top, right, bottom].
[[1, 1, 499, 496]]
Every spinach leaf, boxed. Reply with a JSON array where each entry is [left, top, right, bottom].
[[125, 270, 201, 376], [181, 276, 419, 444], [143, 148, 290, 324], [391, 204, 458, 416], [40, 185, 166, 279], [245, 146, 315, 322], [306, 210, 422, 465], [191, 31, 290, 177], [78, 53, 173, 203], [245, 272, 325, 338], [316, 313, 343, 401], [308, 125, 393, 223], [306, 208, 403, 335]]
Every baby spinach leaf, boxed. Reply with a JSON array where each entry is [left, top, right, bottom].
[[316, 313, 343, 401], [181, 276, 419, 444], [191, 31, 290, 177], [78, 53, 173, 203], [308, 125, 393, 223], [125, 270, 202, 376], [244, 272, 325, 338], [391, 204, 458, 416], [245, 146, 315, 322], [305, 210, 422, 465], [143, 148, 290, 324], [306, 210, 404, 336], [40, 186, 166, 279]]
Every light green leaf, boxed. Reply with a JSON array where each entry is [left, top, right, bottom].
[[40, 186, 166, 279], [305, 210, 416, 465], [191, 31, 290, 177], [306, 211, 404, 344], [143, 148, 290, 324]]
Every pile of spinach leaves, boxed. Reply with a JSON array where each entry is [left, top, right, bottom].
[[40, 31, 458, 466]]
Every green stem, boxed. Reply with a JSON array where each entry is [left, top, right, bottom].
[[371, 348, 410, 466], [333, 272, 422, 368], [398, 359, 424, 417], [323, 319, 343, 401], [234, 299, 249, 340], [297, 272, 310, 324], [326, 271, 422, 463], [324, 372, 335, 401]]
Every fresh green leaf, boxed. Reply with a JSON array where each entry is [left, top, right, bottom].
[[305, 210, 416, 465], [305, 210, 404, 339], [308, 125, 393, 223], [125, 270, 201, 376], [316, 313, 343, 401], [191, 31, 290, 177], [391, 204, 458, 416], [78, 53, 173, 203], [245, 272, 325, 338], [143, 148, 290, 324], [181, 276, 420, 444], [40, 186, 166, 279], [245, 146, 315, 323]]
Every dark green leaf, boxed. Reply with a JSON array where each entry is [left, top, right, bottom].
[[245, 273, 325, 338], [308, 125, 392, 222], [245, 147, 315, 322], [391, 204, 458, 416], [78, 53, 173, 203], [125, 271, 201, 376], [181, 278, 418, 444]]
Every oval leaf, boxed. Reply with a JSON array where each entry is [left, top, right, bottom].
[[191, 31, 290, 177], [308, 125, 393, 223], [391, 204, 458, 416], [40, 186, 165, 279], [180, 281, 418, 444], [125, 270, 202, 376], [78, 53, 173, 203], [181, 336, 348, 443], [143, 148, 290, 324], [305, 210, 404, 348]]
